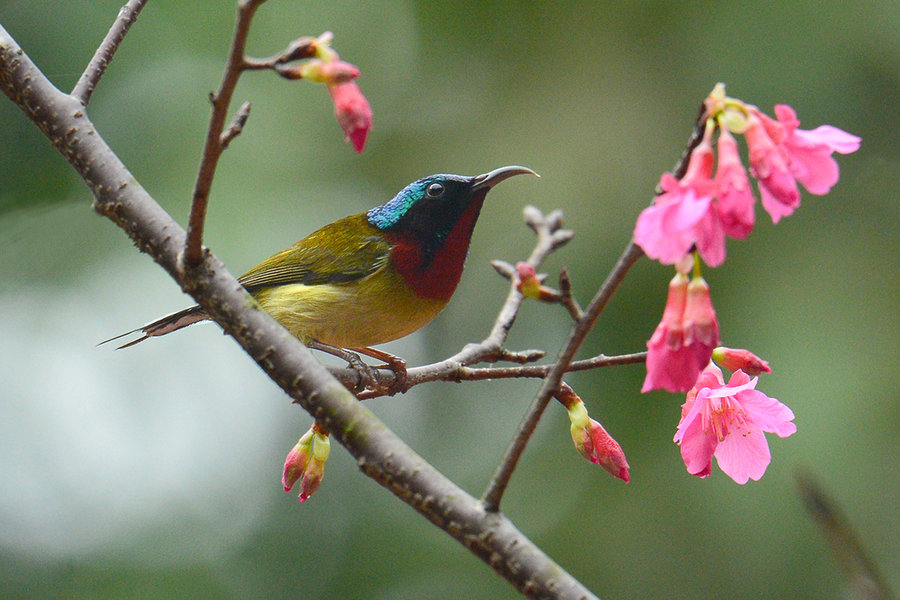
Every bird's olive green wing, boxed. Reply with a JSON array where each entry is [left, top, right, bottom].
[[238, 215, 392, 292]]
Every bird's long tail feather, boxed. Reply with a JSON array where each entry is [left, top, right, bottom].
[[99, 306, 209, 349]]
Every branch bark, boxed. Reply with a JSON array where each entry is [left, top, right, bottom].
[[0, 23, 601, 600]]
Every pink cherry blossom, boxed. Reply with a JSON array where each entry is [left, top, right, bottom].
[[643, 273, 720, 393], [744, 112, 799, 223], [745, 105, 860, 223], [772, 104, 861, 195], [674, 366, 796, 484], [714, 127, 756, 239], [634, 138, 726, 266], [682, 275, 719, 370]]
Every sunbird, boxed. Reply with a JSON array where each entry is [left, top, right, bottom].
[[105, 166, 537, 359]]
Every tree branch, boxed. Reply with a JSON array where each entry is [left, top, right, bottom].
[[71, 0, 148, 105], [184, 0, 267, 268], [0, 24, 601, 600]]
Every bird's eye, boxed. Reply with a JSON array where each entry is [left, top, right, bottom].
[[426, 182, 444, 198]]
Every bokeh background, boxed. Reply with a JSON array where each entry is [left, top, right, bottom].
[[1, 1, 897, 599]]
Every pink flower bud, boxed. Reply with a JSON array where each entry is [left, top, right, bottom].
[[588, 420, 630, 483], [744, 112, 800, 223], [328, 81, 372, 153], [282, 427, 330, 502], [299, 59, 360, 85], [712, 346, 771, 376], [282, 432, 312, 492], [298, 430, 330, 502], [565, 395, 629, 483], [299, 458, 325, 502]]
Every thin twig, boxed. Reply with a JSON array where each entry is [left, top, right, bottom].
[[493, 261, 583, 322], [242, 36, 319, 71], [183, 0, 267, 268], [220, 101, 251, 149], [428, 351, 645, 384], [347, 351, 646, 399], [71, 0, 148, 105], [482, 240, 645, 511], [558, 268, 583, 320]]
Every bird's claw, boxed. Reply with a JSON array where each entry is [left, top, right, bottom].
[[377, 355, 408, 391], [347, 347, 409, 396]]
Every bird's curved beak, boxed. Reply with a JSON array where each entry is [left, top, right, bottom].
[[470, 165, 539, 191]]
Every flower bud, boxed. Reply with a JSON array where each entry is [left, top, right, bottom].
[[299, 59, 360, 85], [282, 426, 331, 502], [515, 262, 542, 299], [587, 419, 630, 483], [712, 346, 771, 376], [328, 81, 372, 153], [562, 387, 629, 482], [299, 431, 330, 502], [282, 430, 313, 492]]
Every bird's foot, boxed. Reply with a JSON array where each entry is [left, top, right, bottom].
[[348, 347, 409, 393], [307, 340, 382, 392]]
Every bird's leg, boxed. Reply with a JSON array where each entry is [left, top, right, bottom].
[[347, 346, 409, 391], [306, 339, 381, 391]]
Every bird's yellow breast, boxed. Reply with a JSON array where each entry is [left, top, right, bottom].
[[251, 265, 449, 348]]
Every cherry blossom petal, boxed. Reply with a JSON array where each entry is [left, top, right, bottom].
[[736, 388, 797, 438], [714, 427, 771, 484]]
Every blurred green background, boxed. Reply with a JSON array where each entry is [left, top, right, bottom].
[[1, 1, 897, 599]]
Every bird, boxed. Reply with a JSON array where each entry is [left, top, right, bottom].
[[103, 166, 538, 365]]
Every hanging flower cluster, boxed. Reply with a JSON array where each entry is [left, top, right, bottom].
[[635, 84, 858, 483], [642, 268, 719, 394], [634, 83, 860, 267]]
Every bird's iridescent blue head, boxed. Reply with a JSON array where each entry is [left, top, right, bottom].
[[367, 166, 538, 236]]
